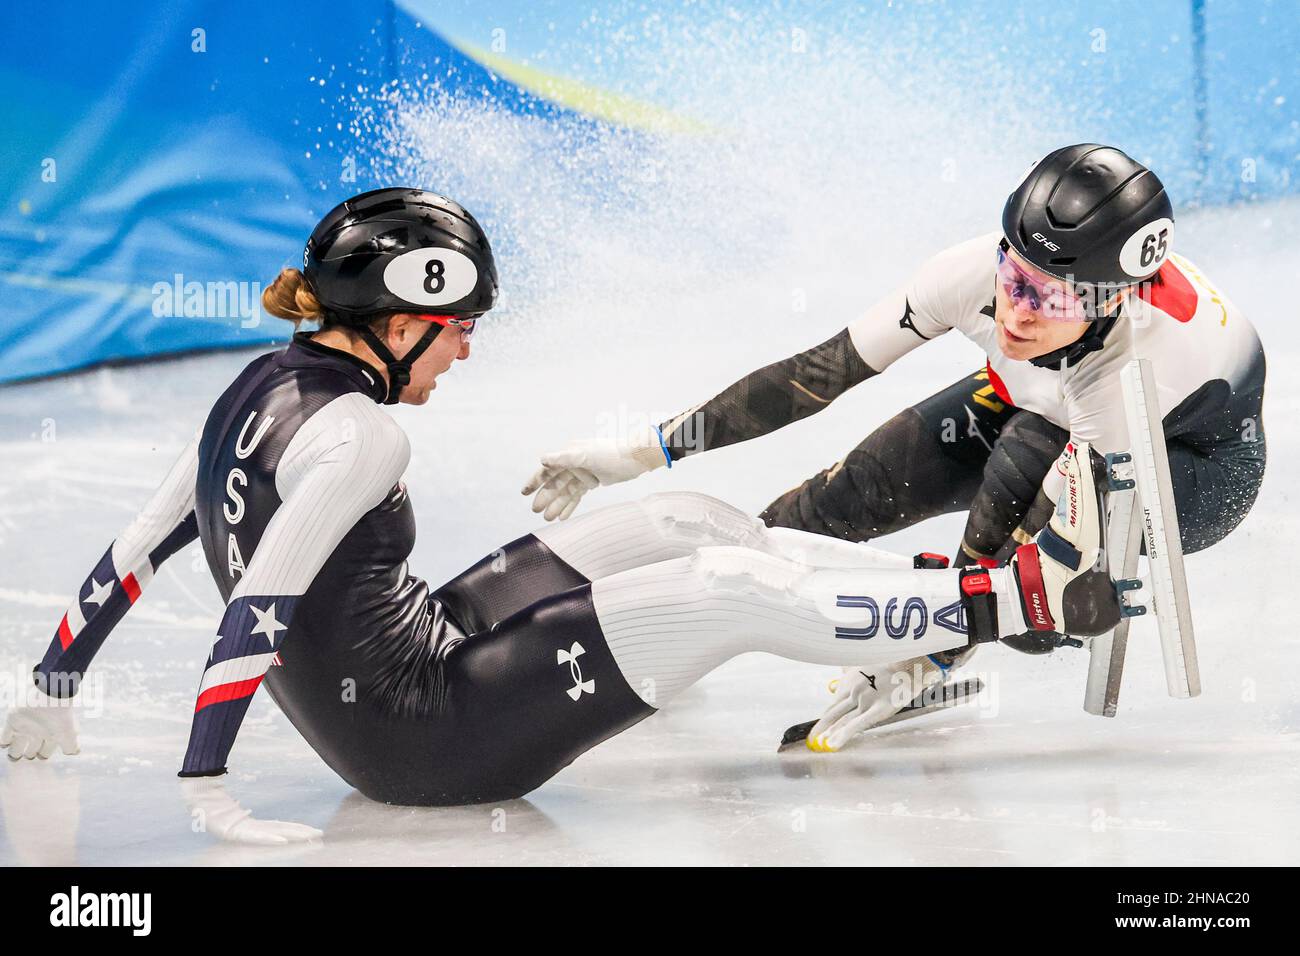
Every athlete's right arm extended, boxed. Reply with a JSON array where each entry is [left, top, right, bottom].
[[2, 433, 200, 761], [524, 261, 952, 520]]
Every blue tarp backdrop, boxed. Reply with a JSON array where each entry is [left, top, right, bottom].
[[2, 0, 1297, 383]]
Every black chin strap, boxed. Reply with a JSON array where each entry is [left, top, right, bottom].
[[1029, 308, 1123, 370], [355, 322, 441, 404]]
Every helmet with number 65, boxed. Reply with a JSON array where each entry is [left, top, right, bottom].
[[1002, 144, 1174, 287], [303, 187, 498, 324]]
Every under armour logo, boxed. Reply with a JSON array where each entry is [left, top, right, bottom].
[[557, 642, 595, 701]]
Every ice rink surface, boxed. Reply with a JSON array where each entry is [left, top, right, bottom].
[[2, 199, 1297, 866]]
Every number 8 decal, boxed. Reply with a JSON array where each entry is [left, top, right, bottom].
[[424, 259, 445, 295], [383, 248, 478, 306]]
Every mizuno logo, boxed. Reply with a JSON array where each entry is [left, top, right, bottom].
[[899, 299, 927, 341]]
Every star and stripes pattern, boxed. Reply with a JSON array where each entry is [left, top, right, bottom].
[[35, 513, 199, 698], [37, 544, 156, 697], [180, 594, 299, 775]]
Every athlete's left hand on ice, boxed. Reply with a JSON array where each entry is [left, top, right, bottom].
[[523, 424, 669, 521], [1, 699, 80, 761], [181, 777, 323, 846], [806, 657, 944, 752]]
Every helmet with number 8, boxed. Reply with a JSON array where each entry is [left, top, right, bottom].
[[1002, 144, 1174, 287], [303, 187, 498, 323]]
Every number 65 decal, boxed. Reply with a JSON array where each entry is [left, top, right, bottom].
[[1120, 218, 1175, 278]]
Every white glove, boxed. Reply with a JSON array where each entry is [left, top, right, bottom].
[[2, 699, 80, 760], [522, 424, 669, 521], [181, 776, 323, 846], [805, 656, 943, 752]]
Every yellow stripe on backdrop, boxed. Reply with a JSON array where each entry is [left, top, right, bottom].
[[448, 38, 710, 136]]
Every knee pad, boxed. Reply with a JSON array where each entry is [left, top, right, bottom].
[[983, 413, 1069, 504], [982, 416, 1066, 496], [964, 413, 1068, 559]]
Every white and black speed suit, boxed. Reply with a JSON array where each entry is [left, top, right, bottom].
[[660, 234, 1266, 636]]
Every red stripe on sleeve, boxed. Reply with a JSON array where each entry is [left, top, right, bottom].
[[121, 573, 142, 602], [194, 676, 264, 713], [57, 614, 74, 650]]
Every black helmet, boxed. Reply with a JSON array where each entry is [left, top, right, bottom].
[[1002, 144, 1174, 287], [304, 187, 498, 322], [301, 188, 497, 404]]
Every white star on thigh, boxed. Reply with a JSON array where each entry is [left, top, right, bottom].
[[248, 602, 287, 648], [84, 577, 113, 607]]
